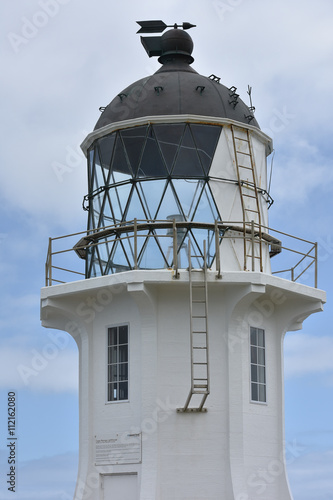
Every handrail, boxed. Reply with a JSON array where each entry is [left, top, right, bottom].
[[44, 219, 318, 288]]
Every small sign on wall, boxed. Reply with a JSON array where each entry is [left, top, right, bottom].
[[95, 433, 142, 465]]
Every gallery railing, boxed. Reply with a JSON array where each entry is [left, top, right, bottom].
[[45, 219, 318, 288]]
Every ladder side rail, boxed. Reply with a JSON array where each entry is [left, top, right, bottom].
[[231, 125, 247, 270]]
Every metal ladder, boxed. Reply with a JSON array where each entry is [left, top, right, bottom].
[[178, 241, 210, 413], [231, 125, 263, 272]]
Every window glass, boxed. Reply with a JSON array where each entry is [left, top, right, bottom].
[[155, 182, 182, 221], [250, 327, 266, 403], [137, 127, 168, 178], [98, 133, 116, 170], [153, 123, 185, 173], [137, 180, 167, 220], [172, 125, 204, 177], [111, 134, 133, 176], [121, 126, 147, 176], [190, 124, 222, 175], [171, 179, 203, 221], [107, 325, 129, 402]]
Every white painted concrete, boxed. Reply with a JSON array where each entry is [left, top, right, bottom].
[[41, 270, 325, 499]]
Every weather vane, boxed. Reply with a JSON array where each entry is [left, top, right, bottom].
[[136, 20, 196, 58], [136, 20, 196, 34]]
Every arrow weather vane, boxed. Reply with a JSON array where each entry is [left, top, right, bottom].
[[136, 20, 196, 34]]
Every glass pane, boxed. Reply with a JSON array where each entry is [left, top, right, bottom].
[[108, 346, 117, 364], [88, 147, 94, 182], [98, 133, 116, 170], [138, 127, 168, 178], [108, 240, 131, 273], [119, 345, 128, 363], [250, 327, 257, 346], [108, 364, 118, 382], [108, 382, 118, 401], [190, 124, 221, 175], [259, 384, 266, 402], [108, 327, 117, 346], [119, 363, 128, 381], [137, 179, 167, 220], [193, 185, 220, 223], [258, 365, 266, 383], [171, 179, 203, 221], [250, 346, 257, 364], [251, 364, 257, 382], [153, 123, 185, 173], [172, 125, 204, 177], [101, 192, 115, 226], [125, 185, 149, 223], [258, 329, 265, 347], [251, 383, 258, 401], [138, 234, 168, 269], [155, 182, 182, 221], [109, 183, 132, 223], [119, 325, 128, 344], [111, 134, 133, 175], [121, 126, 147, 176], [119, 382, 128, 400], [258, 347, 265, 366]]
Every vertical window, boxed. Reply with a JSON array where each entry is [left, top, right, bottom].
[[250, 327, 266, 403], [107, 325, 128, 401]]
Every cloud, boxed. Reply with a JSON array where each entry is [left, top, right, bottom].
[[0, 344, 78, 392], [284, 333, 333, 378], [288, 449, 333, 500]]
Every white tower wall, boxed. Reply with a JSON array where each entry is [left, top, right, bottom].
[[41, 270, 325, 500]]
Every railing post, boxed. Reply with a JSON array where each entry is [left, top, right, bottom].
[[215, 220, 221, 279], [47, 237, 52, 286], [173, 218, 179, 278], [251, 220, 255, 272], [315, 242, 318, 288], [134, 218, 138, 270]]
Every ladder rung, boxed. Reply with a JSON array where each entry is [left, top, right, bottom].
[[244, 208, 259, 213], [194, 385, 208, 388], [237, 151, 251, 156], [192, 300, 205, 303], [238, 165, 253, 170], [192, 315, 206, 318], [194, 378, 208, 381], [193, 331, 207, 334], [246, 254, 261, 259], [193, 362, 208, 366], [242, 193, 257, 199], [193, 346, 207, 349], [234, 136, 249, 142]]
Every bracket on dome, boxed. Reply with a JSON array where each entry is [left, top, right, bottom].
[[137, 20, 196, 58]]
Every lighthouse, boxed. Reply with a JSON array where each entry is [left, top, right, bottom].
[[41, 21, 325, 500]]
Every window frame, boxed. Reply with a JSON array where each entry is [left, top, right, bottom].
[[249, 326, 267, 404], [106, 323, 129, 403]]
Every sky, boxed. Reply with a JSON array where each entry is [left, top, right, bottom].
[[0, 0, 333, 498]]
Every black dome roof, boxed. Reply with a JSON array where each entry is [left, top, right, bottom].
[[94, 29, 259, 130]]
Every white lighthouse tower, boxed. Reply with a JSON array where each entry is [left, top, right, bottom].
[[41, 22, 325, 500]]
